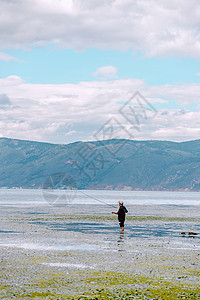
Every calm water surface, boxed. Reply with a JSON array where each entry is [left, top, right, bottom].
[[0, 189, 199, 251], [0, 189, 200, 206]]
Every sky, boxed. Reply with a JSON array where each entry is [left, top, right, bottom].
[[0, 0, 200, 144]]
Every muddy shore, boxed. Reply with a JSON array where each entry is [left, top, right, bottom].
[[0, 204, 200, 299]]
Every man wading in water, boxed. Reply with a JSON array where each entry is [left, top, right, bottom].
[[112, 201, 128, 234]]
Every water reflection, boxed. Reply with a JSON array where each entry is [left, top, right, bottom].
[[117, 233, 125, 252]]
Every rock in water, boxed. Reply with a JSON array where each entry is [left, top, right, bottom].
[[188, 232, 198, 236]]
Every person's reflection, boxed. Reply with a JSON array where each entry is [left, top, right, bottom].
[[117, 233, 125, 252]]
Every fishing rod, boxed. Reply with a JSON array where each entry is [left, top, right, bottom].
[[79, 190, 117, 209]]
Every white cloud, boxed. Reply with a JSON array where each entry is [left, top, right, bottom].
[[0, 94, 12, 109], [0, 0, 200, 58], [196, 72, 200, 76], [0, 52, 16, 61], [93, 66, 118, 80], [0, 75, 200, 144], [149, 83, 200, 107], [0, 76, 25, 86]]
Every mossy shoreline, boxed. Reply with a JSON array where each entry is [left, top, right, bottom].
[[0, 206, 200, 299], [1, 269, 200, 299], [18, 213, 200, 223]]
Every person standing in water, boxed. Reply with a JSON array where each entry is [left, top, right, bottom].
[[112, 201, 128, 234]]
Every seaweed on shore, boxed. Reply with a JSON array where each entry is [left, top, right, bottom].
[[1, 270, 200, 299], [25, 214, 200, 223]]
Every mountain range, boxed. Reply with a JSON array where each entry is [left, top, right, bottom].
[[1, 137, 200, 191]]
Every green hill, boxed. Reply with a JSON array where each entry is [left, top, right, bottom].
[[1, 137, 200, 191]]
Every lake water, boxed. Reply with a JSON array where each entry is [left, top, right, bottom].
[[0, 188, 199, 262], [0, 188, 200, 220], [0, 188, 200, 207]]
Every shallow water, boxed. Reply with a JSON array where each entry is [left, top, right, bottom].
[[1, 188, 200, 207], [0, 189, 200, 252], [0, 242, 99, 252], [0, 191, 200, 299]]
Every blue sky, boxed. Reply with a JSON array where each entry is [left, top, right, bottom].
[[1, 46, 200, 86], [0, 0, 200, 144]]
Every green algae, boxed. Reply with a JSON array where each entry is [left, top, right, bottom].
[[25, 214, 200, 223], [2, 270, 200, 299]]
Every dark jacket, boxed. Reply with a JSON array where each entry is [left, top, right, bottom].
[[117, 205, 128, 222]]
